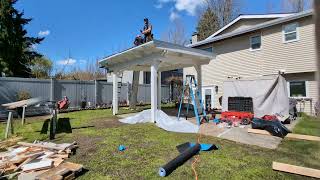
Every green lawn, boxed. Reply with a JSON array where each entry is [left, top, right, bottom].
[[0, 109, 319, 179]]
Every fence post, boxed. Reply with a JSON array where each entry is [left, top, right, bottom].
[[50, 78, 55, 101], [95, 80, 98, 107]]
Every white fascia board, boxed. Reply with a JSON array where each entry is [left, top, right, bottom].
[[188, 10, 313, 48], [107, 53, 163, 72], [206, 13, 294, 40]]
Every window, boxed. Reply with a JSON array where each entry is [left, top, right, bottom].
[[250, 35, 261, 50], [283, 23, 298, 43], [202, 47, 213, 53], [288, 81, 307, 97], [143, 71, 150, 84]]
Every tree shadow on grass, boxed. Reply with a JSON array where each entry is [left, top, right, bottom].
[[38, 118, 94, 134]]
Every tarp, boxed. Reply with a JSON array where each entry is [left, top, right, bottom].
[[222, 75, 289, 118], [119, 109, 199, 133]]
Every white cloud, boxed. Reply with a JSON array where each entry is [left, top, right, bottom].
[[155, 0, 205, 20], [79, 60, 87, 64], [174, 0, 205, 15], [38, 30, 50, 37], [154, 4, 163, 9], [57, 58, 77, 65], [170, 11, 180, 21]]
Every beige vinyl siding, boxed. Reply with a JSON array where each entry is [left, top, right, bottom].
[[285, 72, 317, 115], [261, 17, 316, 74], [219, 18, 278, 36], [184, 15, 317, 115]]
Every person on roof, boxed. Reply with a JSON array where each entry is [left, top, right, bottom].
[[140, 18, 153, 43]]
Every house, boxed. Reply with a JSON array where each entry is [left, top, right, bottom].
[[184, 10, 316, 115], [105, 69, 182, 85]]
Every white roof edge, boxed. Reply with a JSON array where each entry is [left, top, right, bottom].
[[99, 39, 215, 67], [206, 13, 294, 40], [188, 10, 313, 48], [98, 40, 154, 63]]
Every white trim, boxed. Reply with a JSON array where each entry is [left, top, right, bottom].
[[249, 34, 262, 51], [282, 22, 299, 43], [188, 10, 313, 48], [202, 86, 215, 109], [287, 80, 309, 98], [206, 13, 293, 39]]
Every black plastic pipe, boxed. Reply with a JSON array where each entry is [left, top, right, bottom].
[[159, 143, 201, 177]]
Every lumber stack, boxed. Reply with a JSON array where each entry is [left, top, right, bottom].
[[0, 141, 83, 179]]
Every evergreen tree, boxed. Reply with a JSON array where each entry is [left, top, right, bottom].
[[196, 7, 219, 41], [0, 0, 43, 77]]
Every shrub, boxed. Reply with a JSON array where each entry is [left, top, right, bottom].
[[17, 90, 31, 101]]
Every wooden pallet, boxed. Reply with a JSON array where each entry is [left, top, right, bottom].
[[36, 162, 83, 180]]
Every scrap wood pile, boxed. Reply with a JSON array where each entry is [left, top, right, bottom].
[[0, 141, 83, 179]]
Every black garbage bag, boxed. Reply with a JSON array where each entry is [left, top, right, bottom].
[[251, 118, 291, 138]]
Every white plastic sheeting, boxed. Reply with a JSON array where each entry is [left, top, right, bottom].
[[119, 109, 199, 133], [222, 75, 289, 118]]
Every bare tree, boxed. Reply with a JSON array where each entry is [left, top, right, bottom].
[[267, 1, 276, 13], [162, 19, 188, 45], [195, 0, 240, 41], [53, 58, 105, 81], [281, 0, 313, 13], [205, 0, 240, 28]]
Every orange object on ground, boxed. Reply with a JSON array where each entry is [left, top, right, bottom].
[[220, 111, 254, 122], [57, 96, 69, 110]]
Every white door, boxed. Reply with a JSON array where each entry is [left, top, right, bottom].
[[202, 87, 215, 110]]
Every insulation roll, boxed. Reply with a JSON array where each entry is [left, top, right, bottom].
[[159, 143, 201, 177]]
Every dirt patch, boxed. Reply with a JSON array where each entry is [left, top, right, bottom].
[[92, 118, 125, 129], [73, 135, 103, 161]]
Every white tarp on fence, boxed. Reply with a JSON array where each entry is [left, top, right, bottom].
[[222, 75, 289, 118], [119, 109, 199, 133]]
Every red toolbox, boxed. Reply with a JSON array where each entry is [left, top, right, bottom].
[[220, 111, 254, 124]]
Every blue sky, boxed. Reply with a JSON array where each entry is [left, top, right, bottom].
[[15, 0, 293, 70]]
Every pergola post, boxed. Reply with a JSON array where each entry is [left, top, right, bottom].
[[151, 61, 160, 122], [194, 64, 203, 110], [157, 71, 161, 109], [112, 73, 119, 115]]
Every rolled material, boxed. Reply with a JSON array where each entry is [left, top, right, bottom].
[[159, 143, 201, 177]]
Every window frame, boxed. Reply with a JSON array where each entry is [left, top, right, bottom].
[[282, 22, 299, 43], [202, 47, 214, 53], [287, 81, 309, 98], [249, 34, 262, 51]]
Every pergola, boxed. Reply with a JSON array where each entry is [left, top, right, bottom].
[[99, 40, 215, 122]]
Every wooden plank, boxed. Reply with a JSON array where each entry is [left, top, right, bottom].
[[1, 100, 28, 109], [286, 133, 320, 141], [247, 129, 320, 142], [36, 162, 82, 180], [14, 152, 44, 172], [273, 162, 320, 178], [247, 128, 271, 135], [17, 142, 66, 151], [52, 158, 64, 167], [22, 159, 53, 172]]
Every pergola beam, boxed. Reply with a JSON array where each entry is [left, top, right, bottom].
[[106, 54, 163, 72]]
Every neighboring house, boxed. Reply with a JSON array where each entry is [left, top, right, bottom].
[[106, 70, 183, 85], [184, 10, 316, 115]]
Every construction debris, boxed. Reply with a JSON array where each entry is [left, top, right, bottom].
[[248, 128, 320, 141], [0, 141, 82, 180], [272, 162, 320, 178]]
